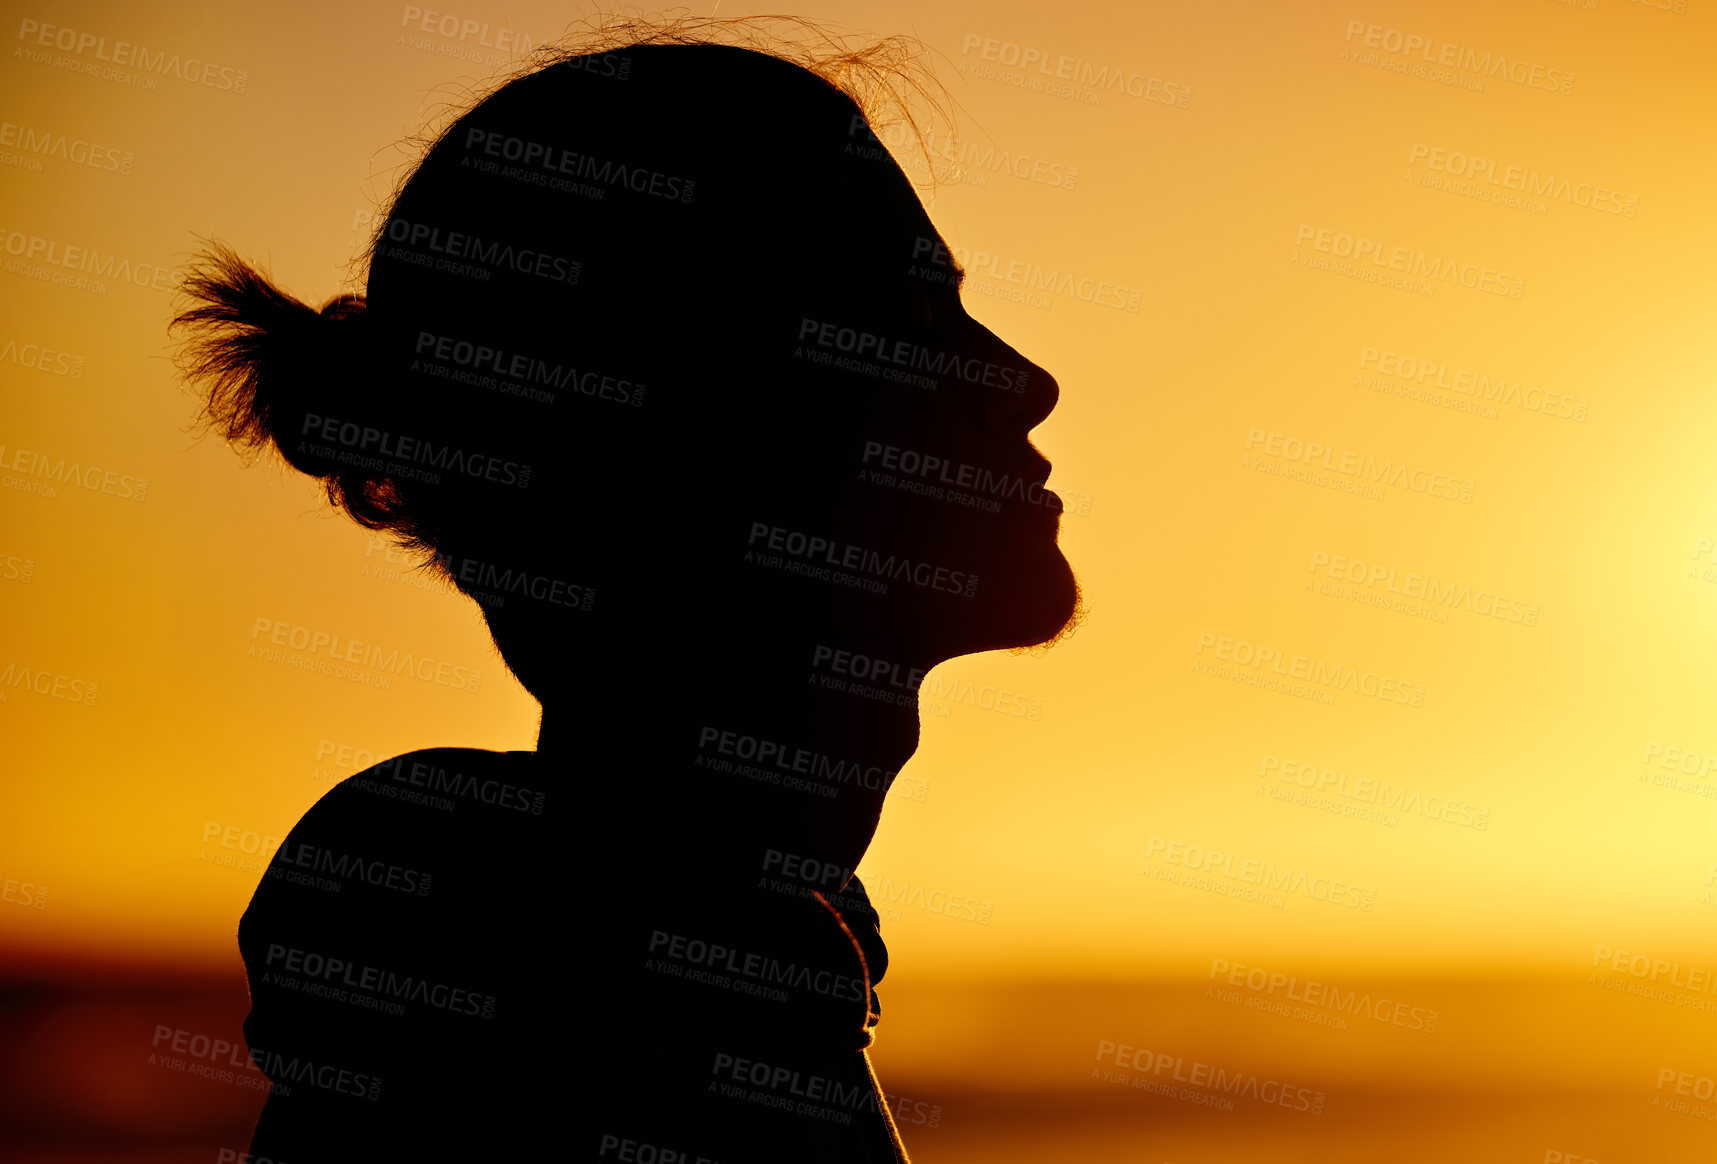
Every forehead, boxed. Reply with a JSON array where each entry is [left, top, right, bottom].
[[813, 136, 953, 276]]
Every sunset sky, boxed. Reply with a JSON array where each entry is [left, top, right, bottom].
[[4, 0, 1717, 1006]]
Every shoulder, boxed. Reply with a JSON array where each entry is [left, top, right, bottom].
[[350, 747, 546, 819], [281, 746, 539, 858], [237, 747, 539, 954], [236, 748, 543, 1098]]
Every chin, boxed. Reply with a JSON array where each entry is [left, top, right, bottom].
[[1013, 549, 1084, 649], [949, 544, 1082, 656]]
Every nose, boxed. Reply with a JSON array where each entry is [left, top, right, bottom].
[[1014, 360, 1060, 433], [971, 325, 1059, 436]]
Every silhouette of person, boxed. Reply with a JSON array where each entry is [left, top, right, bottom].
[[175, 32, 1080, 1163]]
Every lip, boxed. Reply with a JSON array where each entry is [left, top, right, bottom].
[[1020, 471, 1062, 518], [1025, 453, 1061, 515]]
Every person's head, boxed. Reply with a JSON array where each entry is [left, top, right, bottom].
[[176, 29, 1080, 709]]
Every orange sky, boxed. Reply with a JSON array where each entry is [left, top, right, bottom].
[[4, 0, 1717, 991]]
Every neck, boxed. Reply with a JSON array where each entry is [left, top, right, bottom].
[[535, 627, 929, 886]]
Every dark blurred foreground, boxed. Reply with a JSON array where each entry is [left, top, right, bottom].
[[2, 968, 1712, 1162]]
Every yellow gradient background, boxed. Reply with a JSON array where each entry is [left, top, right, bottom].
[[4, 0, 1717, 1159]]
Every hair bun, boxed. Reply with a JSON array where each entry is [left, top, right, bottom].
[[174, 245, 373, 482]]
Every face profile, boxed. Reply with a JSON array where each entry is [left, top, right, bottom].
[[809, 201, 1081, 663], [176, 27, 1079, 1163]]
